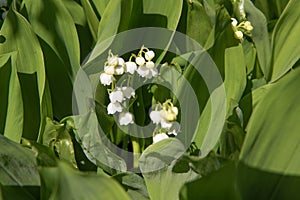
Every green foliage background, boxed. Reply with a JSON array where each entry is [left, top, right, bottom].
[[1, 0, 300, 199]]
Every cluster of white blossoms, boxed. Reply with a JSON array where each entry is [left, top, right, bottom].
[[231, 18, 253, 40], [150, 100, 180, 143], [107, 87, 135, 125], [100, 47, 158, 86], [99, 46, 180, 144]]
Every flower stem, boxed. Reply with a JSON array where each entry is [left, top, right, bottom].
[[131, 137, 140, 169]]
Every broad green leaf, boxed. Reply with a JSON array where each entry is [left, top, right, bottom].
[[240, 66, 300, 175], [139, 138, 186, 173], [80, 0, 99, 42], [236, 162, 300, 200], [63, 0, 86, 26], [0, 53, 23, 141], [86, 0, 121, 63], [21, 138, 57, 167], [23, 0, 80, 75], [40, 162, 131, 200], [42, 118, 77, 168], [143, 0, 182, 30], [269, 0, 300, 82], [180, 161, 300, 200], [0, 134, 40, 186], [0, 55, 9, 133], [179, 162, 239, 200], [224, 44, 246, 115], [140, 138, 197, 200], [113, 172, 150, 200], [186, 0, 212, 47], [143, 165, 197, 200], [241, 40, 256, 75], [245, 0, 271, 77], [193, 85, 226, 157], [0, 8, 46, 141], [208, 6, 239, 77], [66, 111, 127, 173], [97, 0, 121, 41], [24, 0, 80, 119], [91, 0, 110, 17]]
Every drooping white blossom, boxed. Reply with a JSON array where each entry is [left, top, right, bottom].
[[135, 56, 145, 66], [119, 112, 134, 125], [150, 110, 162, 125], [100, 73, 115, 86], [153, 133, 169, 143], [109, 89, 124, 103], [107, 102, 123, 114], [122, 87, 135, 99], [125, 61, 137, 74], [145, 50, 155, 61]]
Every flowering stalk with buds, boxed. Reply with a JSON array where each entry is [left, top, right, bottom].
[[231, 17, 253, 40], [99, 46, 181, 167]]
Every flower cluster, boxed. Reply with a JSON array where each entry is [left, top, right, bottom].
[[107, 86, 135, 125], [100, 47, 158, 86], [99, 46, 180, 144], [231, 18, 253, 40], [150, 100, 180, 143]]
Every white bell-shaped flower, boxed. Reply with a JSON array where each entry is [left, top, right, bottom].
[[100, 73, 115, 86], [160, 119, 173, 129], [104, 65, 115, 75], [119, 112, 134, 125], [115, 65, 125, 75], [107, 102, 122, 114], [118, 57, 125, 66], [109, 89, 124, 103], [231, 18, 238, 27], [153, 133, 169, 143], [234, 30, 243, 39], [137, 65, 158, 79], [107, 56, 119, 66], [145, 50, 155, 61], [125, 61, 137, 74], [160, 107, 178, 121], [136, 56, 145, 66], [145, 61, 155, 69], [150, 110, 162, 125], [122, 87, 135, 99]]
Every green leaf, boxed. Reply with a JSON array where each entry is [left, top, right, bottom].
[[186, 0, 212, 47], [180, 161, 300, 200], [0, 53, 23, 142], [192, 84, 226, 157], [224, 44, 247, 115], [142, 0, 183, 30], [139, 138, 186, 173], [21, 138, 57, 167], [42, 118, 77, 168], [245, 0, 271, 77], [80, 0, 99, 42], [139, 138, 197, 200], [0, 7, 46, 142], [0, 134, 40, 186], [23, 0, 80, 74], [91, 0, 110, 17], [63, 0, 86, 26], [86, 0, 121, 63], [113, 172, 150, 200], [269, 0, 300, 82], [40, 162, 131, 200], [67, 112, 127, 173], [240, 66, 300, 175], [24, 0, 81, 119], [179, 162, 239, 200]]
